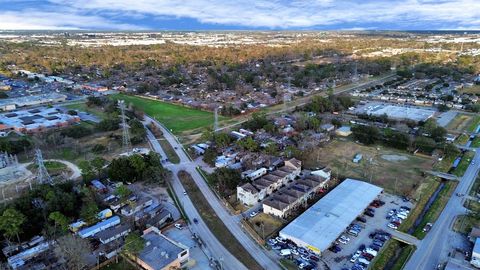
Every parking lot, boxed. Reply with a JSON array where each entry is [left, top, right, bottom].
[[266, 193, 414, 270], [322, 193, 413, 270]]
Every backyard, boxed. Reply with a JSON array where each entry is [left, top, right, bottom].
[[248, 213, 285, 240], [111, 94, 225, 134], [302, 139, 435, 196]]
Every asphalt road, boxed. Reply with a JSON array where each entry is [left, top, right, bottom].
[[145, 126, 246, 270], [145, 116, 281, 270], [405, 149, 480, 270]]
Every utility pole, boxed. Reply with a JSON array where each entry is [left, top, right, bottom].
[[34, 149, 52, 185], [118, 100, 131, 152], [214, 107, 219, 132]]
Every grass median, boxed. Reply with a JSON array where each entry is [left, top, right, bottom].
[[158, 135, 180, 164], [411, 181, 457, 239], [371, 240, 415, 270], [453, 151, 475, 177], [178, 170, 263, 270]]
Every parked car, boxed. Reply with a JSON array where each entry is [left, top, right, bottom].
[[423, 223, 433, 232], [388, 223, 399, 229], [356, 216, 367, 223], [309, 255, 319, 262], [364, 211, 374, 217], [250, 211, 258, 218], [174, 223, 183, 230], [291, 249, 299, 255], [338, 238, 348, 244], [267, 239, 277, 245]]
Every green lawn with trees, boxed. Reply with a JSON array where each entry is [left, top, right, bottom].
[[111, 94, 223, 133]]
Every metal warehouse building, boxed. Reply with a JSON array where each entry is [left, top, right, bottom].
[[279, 179, 383, 255]]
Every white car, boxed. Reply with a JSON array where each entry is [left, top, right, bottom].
[[340, 235, 350, 242], [299, 262, 309, 269], [174, 223, 183, 230], [338, 238, 348, 244], [388, 223, 398, 230], [350, 250, 361, 262], [275, 236, 285, 243], [249, 211, 258, 218], [291, 249, 299, 256]]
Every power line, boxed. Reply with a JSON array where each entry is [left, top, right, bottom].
[[118, 100, 131, 152], [34, 149, 52, 185]]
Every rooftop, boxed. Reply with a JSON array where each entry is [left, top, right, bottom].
[[139, 228, 187, 270], [280, 179, 383, 253]]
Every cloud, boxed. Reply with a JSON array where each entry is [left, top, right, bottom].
[[0, 9, 144, 30], [1, 0, 480, 30]]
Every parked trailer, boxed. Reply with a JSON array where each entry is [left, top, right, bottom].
[[78, 216, 120, 238]]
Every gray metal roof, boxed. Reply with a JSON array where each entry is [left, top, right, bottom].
[[280, 178, 383, 252]]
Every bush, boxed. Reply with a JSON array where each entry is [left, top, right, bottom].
[[61, 125, 93, 138]]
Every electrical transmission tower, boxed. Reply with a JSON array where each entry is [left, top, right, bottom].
[[118, 100, 131, 152], [214, 107, 219, 132], [352, 62, 358, 82], [34, 149, 52, 185]]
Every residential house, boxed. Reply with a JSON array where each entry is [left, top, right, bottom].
[[263, 172, 330, 218], [237, 158, 302, 206]]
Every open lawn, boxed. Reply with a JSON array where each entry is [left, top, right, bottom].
[[248, 213, 284, 240], [64, 102, 107, 119], [456, 134, 470, 145], [411, 181, 457, 239], [472, 137, 480, 148], [470, 176, 480, 197], [371, 240, 415, 270], [468, 116, 480, 133], [302, 139, 435, 196], [100, 258, 135, 270], [178, 171, 262, 270], [111, 94, 224, 134], [452, 151, 475, 177], [27, 161, 68, 176], [460, 84, 480, 94], [454, 215, 480, 234], [447, 114, 475, 132]]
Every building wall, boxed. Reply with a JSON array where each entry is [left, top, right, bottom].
[[237, 186, 259, 206]]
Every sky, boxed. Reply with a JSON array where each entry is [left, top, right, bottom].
[[0, 0, 480, 31]]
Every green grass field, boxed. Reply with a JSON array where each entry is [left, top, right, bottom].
[[453, 151, 475, 177], [111, 94, 223, 134], [468, 116, 480, 133], [64, 102, 108, 119]]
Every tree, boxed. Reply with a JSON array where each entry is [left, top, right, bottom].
[[55, 234, 91, 270], [351, 125, 380, 145], [48, 211, 69, 237], [142, 166, 168, 184], [0, 208, 26, 243], [79, 201, 99, 225], [210, 168, 242, 196], [78, 160, 95, 182], [237, 137, 259, 152], [414, 136, 437, 154], [444, 143, 460, 158], [114, 185, 132, 202], [107, 157, 136, 183], [123, 232, 145, 257], [203, 147, 217, 166], [214, 132, 233, 148]]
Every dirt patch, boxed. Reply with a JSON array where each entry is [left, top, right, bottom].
[[381, 154, 409, 162], [301, 139, 435, 196]]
